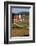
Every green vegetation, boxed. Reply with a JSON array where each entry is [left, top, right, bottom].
[[13, 23, 29, 30]]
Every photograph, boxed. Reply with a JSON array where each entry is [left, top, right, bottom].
[[10, 7, 30, 37]]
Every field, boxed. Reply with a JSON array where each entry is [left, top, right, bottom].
[[10, 16, 29, 37]]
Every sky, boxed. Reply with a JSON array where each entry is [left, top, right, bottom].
[[12, 8, 30, 14]]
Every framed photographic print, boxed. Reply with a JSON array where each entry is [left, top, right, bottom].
[[4, 1, 35, 44]]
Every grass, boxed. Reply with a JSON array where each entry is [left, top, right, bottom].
[[11, 16, 29, 37], [13, 23, 29, 30]]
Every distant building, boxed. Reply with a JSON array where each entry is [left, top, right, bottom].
[[12, 12, 29, 24]]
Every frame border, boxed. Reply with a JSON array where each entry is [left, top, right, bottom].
[[4, 1, 35, 44]]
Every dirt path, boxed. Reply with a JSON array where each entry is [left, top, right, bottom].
[[11, 27, 29, 37]]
